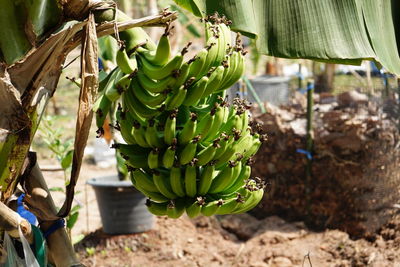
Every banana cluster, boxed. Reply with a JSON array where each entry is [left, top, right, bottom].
[[94, 14, 266, 218]]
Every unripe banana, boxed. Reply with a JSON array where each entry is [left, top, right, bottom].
[[196, 139, 220, 166], [162, 139, 177, 168], [198, 162, 216, 195], [153, 170, 177, 199], [136, 70, 176, 93], [146, 200, 168, 216], [148, 148, 160, 169], [130, 76, 169, 107], [112, 143, 150, 169], [232, 187, 264, 214], [187, 48, 208, 78], [203, 104, 226, 142], [186, 196, 205, 218], [123, 86, 163, 118], [223, 163, 251, 195], [213, 133, 231, 159], [116, 107, 136, 144], [184, 159, 198, 197], [178, 112, 197, 145], [164, 110, 177, 145], [169, 164, 186, 197], [194, 110, 215, 139], [179, 136, 201, 165], [201, 199, 224, 216], [215, 193, 244, 215], [131, 121, 150, 147], [104, 68, 124, 101], [184, 76, 209, 106], [139, 53, 183, 80], [145, 119, 164, 148], [201, 65, 225, 98], [166, 199, 185, 219], [93, 92, 112, 132], [165, 85, 188, 111], [130, 169, 158, 193], [208, 161, 237, 193], [138, 26, 171, 65], [116, 47, 137, 74]]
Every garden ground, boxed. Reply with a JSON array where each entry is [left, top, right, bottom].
[[42, 160, 400, 267]]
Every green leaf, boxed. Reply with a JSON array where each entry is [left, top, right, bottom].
[[66, 211, 79, 229], [61, 149, 73, 170], [174, 0, 400, 75], [49, 187, 64, 192], [72, 234, 85, 245]]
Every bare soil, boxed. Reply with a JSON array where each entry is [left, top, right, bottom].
[[41, 156, 400, 267], [75, 214, 400, 267]]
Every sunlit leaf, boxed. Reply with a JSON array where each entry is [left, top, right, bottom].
[[174, 0, 400, 75]]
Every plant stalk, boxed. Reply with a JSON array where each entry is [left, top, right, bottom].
[[305, 80, 314, 220]]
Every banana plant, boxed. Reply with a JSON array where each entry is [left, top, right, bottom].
[[174, 0, 400, 76]]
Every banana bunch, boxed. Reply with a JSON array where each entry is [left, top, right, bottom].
[[95, 14, 266, 218]]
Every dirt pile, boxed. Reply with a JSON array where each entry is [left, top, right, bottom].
[[76, 214, 400, 267], [251, 91, 400, 237]]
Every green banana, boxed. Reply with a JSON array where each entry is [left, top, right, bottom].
[[130, 169, 158, 192], [166, 199, 185, 219], [130, 76, 169, 107], [153, 170, 177, 199], [113, 143, 150, 169], [196, 139, 220, 166], [116, 47, 137, 74], [223, 163, 251, 194], [243, 134, 262, 161], [104, 68, 124, 101], [169, 165, 186, 197], [139, 53, 183, 80], [201, 199, 223, 216], [213, 133, 231, 159], [232, 187, 264, 214], [201, 65, 225, 98], [187, 47, 208, 78], [184, 159, 198, 197], [115, 107, 136, 144], [184, 76, 209, 106], [194, 110, 215, 139], [221, 50, 245, 91], [215, 194, 244, 215], [203, 104, 226, 142], [148, 148, 160, 169], [121, 96, 147, 126], [179, 136, 200, 165], [178, 112, 197, 145], [123, 85, 163, 118], [146, 200, 168, 216], [165, 85, 188, 111], [93, 92, 112, 132], [198, 162, 216, 195], [131, 121, 150, 147], [162, 139, 177, 168], [186, 196, 205, 218], [137, 26, 171, 65], [136, 70, 176, 93], [164, 110, 177, 145], [208, 161, 237, 193], [173, 62, 191, 90], [145, 119, 164, 148]]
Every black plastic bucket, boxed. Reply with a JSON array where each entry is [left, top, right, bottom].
[[87, 175, 155, 234]]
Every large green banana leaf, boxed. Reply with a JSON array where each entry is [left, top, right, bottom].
[[174, 0, 400, 76]]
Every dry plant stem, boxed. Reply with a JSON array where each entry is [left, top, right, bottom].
[[24, 162, 81, 267], [0, 201, 33, 243]]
